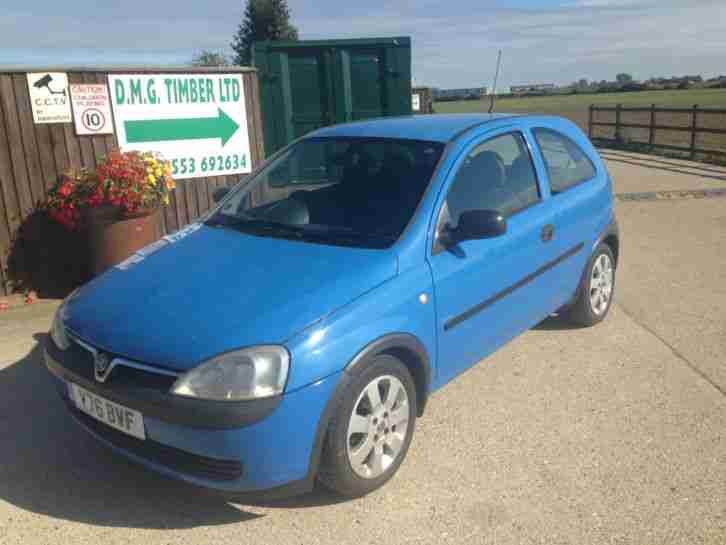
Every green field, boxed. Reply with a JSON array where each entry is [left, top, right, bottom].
[[435, 88, 726, 160], [434, 88, 726, 116]]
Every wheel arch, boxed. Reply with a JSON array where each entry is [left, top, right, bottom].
[[305, 333, 432, 485], [602, 233, 619, 267], [594, 217, 619, 267], [563, 218, 619, 310], [345, 333, 432, 417]]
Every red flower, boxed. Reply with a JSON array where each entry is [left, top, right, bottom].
[[44, 147, 174, 229], [58, 183, 72, 197]]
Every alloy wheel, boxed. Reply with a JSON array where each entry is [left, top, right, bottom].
[[346, 375, 410, 479], [589, 253, 613, 316]]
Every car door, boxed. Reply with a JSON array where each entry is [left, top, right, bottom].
[[428, 129, 565, 387]]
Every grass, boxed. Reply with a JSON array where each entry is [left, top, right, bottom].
[[434, 88, 726, 116], [435, 88, 726, 164]]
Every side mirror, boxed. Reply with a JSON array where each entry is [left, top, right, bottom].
[[212, 187, 231, 203], [441, 209, 506, 245]]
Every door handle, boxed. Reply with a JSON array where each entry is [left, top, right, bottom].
[[541, 224, 555, 242]]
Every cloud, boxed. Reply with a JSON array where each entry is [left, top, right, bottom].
[[290, 0, 726, 88], [1, 0, 724, 89]]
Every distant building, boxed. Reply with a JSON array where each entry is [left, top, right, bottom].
[[510, 83, 556, 96], [431, 87, 487, 101], [706, 76, 726, 88], [645, 75, 702, 89]]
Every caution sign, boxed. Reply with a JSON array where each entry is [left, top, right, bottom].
[[26, 72, 72, 124], [70, 84, 113, 135], [109, 74, 252, 180]]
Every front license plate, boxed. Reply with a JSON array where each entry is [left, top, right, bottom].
[[68, 383, 146, 440]]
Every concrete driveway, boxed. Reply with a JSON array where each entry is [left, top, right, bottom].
[[1, 152, 724, 544]]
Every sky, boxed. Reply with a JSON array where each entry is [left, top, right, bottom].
[[1, 0, 725, 91]]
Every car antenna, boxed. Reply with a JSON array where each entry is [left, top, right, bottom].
[[488, 49, 502, 114]]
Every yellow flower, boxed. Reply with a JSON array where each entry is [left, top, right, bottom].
[[154, 168, 162, 177], [147, 174, 156, 185], [146, 167, 153, 174], [162, 195, 170, 205]]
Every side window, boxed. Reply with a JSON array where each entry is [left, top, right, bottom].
[[443, 132, 540, 225], [533, 128, 596, 193]]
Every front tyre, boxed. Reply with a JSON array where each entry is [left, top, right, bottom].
[[318, 355, 417, 497], [562, 243, 616, 327]]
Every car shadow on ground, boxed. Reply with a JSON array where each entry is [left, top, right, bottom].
[[0, 334, 343, 528], [533, 315, 583, 331]]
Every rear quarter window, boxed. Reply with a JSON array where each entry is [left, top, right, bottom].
[[533, 128, 597, 194]]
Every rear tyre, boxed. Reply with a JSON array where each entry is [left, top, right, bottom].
[[561, 243, 616, 327], [317, 355, 417, 497]]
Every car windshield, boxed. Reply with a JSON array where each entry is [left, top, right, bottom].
[[206, 137, 445, 248]]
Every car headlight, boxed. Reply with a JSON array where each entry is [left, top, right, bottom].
[[50, 303, 71, 350], [170, 346, 290, 401]]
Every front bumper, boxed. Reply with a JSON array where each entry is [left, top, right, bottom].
[[45, 341, 339, 494], [45, 338, 280, 429]]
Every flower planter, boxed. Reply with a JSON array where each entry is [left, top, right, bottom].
[[45, 149, 176, 279], [86, 205, 160, 275]]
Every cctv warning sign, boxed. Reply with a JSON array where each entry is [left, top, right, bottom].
[[26, 72, 72, 124]]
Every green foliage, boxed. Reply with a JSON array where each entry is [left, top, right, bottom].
[[616, 73, 634, 83], [231, 0, 299, 66], [191, 50, 231, 67]]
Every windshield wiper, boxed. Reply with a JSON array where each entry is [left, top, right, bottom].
[[296, 225, 398, 244], [205, 212, 261, 227], [206, 215, 307, 239], [206, 215, 397, 245]]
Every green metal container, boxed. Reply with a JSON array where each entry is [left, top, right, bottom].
[[254, 37, 412, 156]]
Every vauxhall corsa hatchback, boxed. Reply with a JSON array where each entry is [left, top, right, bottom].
[[46, 114, 619, 498]]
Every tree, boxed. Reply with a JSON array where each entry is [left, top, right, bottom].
[[616, 73, 633, 84], [191, 50, 231, 67], [231, 0, 299, 66]]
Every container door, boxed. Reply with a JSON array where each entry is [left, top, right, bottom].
[[255, 47, 331, 155], [256, 38, 412, 156], [333, 46, 412, 124], [255, 45, 286, 155], [381, 43, 412, 117], [287, 52, 331, 137], [343, 49, 385, 121], [351, 50, 385, 120]]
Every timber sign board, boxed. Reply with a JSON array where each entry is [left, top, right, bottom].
[[109, 74, 252, 179]]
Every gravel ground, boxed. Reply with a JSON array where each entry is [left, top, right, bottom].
[[0, 153, 724, 545]]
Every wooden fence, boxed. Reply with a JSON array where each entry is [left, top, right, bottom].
[[412, 87, 434, 114], [0, 67, 264, 296], [588, 104, 726, 160]]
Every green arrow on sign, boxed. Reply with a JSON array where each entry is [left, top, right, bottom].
[[124, 107, 240, 146]]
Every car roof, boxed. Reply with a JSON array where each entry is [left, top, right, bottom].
[[309, 113, 524, 144]]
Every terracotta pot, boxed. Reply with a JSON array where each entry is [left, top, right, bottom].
[[86, 205, 161, 275]]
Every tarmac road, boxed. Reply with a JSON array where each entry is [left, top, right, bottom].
[[0, 152, 724, 544]]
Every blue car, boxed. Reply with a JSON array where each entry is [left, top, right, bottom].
[[46, 114, 618, 498]]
